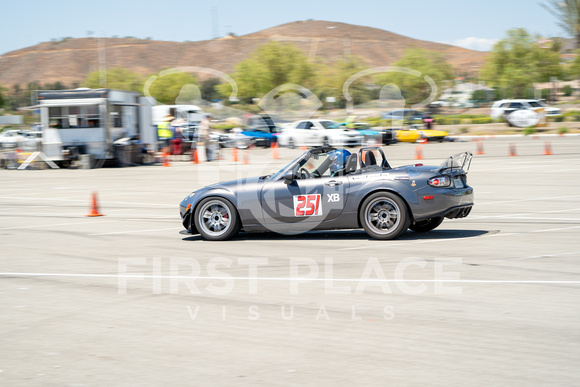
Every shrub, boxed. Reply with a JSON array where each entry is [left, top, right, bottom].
[[380, 119, 394, 127], [563, 85, 573, 97], [550, 115, 564, 122], [472, 117, 493, 124], [364, 116, 382, 127], [472, 89, 489, 102], [460, 127, 469, 134], [523, 126, 536, 136], [558, 127, 568, 135], [212, 123, 239, 131], [563, 110, 580, 121]]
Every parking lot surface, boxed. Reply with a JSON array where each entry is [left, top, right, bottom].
[[1, 135, 579, 386]]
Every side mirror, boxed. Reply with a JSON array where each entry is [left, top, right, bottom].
[[283, 171, 295, 184]]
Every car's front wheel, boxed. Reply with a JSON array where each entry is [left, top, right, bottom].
[[409, 216, 444, 232], [359, 192, 410, 240], [194, 197, 240, 241]]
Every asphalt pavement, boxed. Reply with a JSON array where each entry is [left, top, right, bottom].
[[1, 135, 579, 386]]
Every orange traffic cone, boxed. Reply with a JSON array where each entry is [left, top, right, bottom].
[[544, 141, 552, 155], [232, 147, 239, 162], [415, 145, 423, 160], [86, 192, 104, 217], [162, 152, 171, 167], [476, 140, 484, 155], [300, 144, 308, 151], [509, 143, 517, 157], [243, 149, 250, 165], [271, 141, 280, 159], [191, 148, 199, 164]]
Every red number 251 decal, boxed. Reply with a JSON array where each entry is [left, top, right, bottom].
[[294, 194, 322, 216]]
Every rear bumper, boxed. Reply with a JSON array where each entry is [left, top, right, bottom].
[[442, 204, 473, 219], [411, 185, 474, 222]]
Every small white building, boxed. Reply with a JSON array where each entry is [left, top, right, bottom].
[[437, 82, 495, 107]]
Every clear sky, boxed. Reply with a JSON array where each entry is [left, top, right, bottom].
[[0, 0, 564, 55]]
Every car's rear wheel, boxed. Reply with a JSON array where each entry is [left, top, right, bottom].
[[409, 216, 444, 233], [194, 197, 240, 241], [359, 192, 410, 240]]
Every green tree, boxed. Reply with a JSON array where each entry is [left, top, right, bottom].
[[542, 0, 580, 49], [82, 67, 143, 92], [146, 71, 198, 105], [218, 41, 315, 101], [568, 49, 580, 78], [481, 29, 562, 98], [471, 89, 489, 103], [375, 48, 454, 105], [0, 84, 6, 109], [313, 56, 371, 109], [200, 78, 222, 102]]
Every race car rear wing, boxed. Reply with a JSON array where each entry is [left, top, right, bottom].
[[439, 152, 473, 174]]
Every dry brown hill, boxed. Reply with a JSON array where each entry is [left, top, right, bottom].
[[0, 20, 487, 88]]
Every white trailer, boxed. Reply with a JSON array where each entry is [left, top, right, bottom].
[[26, 88, 155, 166]]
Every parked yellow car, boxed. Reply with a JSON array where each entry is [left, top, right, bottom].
[[419, 128, 448, 142], [394, 128, 421, 142], [395, 128, 448, 142]]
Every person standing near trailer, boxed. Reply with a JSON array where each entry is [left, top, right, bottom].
[[196, 113, 212, 161], [157, 114, 174, 151]]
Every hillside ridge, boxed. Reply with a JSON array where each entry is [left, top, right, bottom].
[[0, 20, 487, 88]]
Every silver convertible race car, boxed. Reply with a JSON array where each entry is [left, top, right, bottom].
[[179, 147, 474, 241]]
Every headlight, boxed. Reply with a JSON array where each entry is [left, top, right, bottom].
[[428, 175, 451, 187]]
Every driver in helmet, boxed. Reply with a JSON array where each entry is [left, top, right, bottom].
[[328, 149, 351, 176]]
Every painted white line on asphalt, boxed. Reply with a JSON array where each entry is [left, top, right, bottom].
[[499, 251, 580, 262], [0, 272, 578, 284], [478, 216, 580, 221], [531, 225, 580, 233], [1, 196, 174, 208], [477, 195, 580, 206], [89, 227, 181, 236], [339, 225, 580, 251], [0, 220, 117, 231]]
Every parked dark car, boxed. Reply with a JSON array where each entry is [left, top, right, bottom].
[[382, 109, 424, 123]]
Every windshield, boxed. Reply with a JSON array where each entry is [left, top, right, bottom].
[[266, 154, 305, 181], [528, 101, 542, 108], [320, 121, 340, 129]]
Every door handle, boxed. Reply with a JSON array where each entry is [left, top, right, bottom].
[[325, 180, 343, 187]]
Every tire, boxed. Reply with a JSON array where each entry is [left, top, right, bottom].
[[288, 138, 295, 149], [59, 160, 71, 168], [323, 137, 330, 147], [409, 216, 444, 233], [359, 192, 410, 240], [194, 197, 240, 241]]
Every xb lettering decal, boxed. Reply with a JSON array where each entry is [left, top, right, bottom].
[[293, 194, 322, 216], [327, 193, 340, 202]]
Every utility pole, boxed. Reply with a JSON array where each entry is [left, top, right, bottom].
[[211, 7, 219, 39], [98, 37, 107, 88]]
